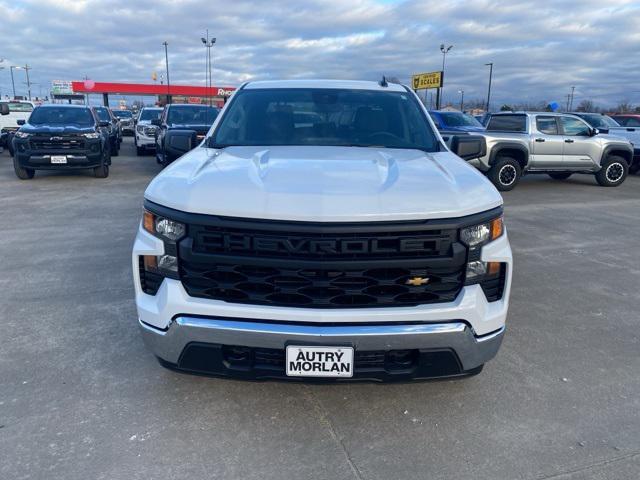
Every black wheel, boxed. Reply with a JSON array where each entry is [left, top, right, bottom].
[[488, 156, 521, 191], [136, 146, 145, 156], [13, 157, 35, 180], [93, 163, 109, 178], [595, 155, 628, 187], [160, 152, 172, 168], [548, 172, 572, 180], [111, 138, 120, 157]]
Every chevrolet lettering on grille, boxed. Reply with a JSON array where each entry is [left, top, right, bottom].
[[203, 233, 440, 255]]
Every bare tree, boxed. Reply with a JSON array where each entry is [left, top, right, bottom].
[[576, 99, 595, 112], [615, 100, 633, 113]]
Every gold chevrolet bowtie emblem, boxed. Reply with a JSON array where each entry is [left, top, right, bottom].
[[406, 276, 430, 286]]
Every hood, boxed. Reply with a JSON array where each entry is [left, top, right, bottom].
[[145, 146, 502, 222], [168, 124, 211, 134], [19, 124, 96, 134]]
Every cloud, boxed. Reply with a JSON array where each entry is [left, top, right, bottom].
[[0, 0, 638, 108]]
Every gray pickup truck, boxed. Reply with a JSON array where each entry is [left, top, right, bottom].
[[570, 112, 640, 174], [469, 112, 634, 190]]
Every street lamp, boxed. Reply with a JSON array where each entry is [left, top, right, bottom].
[[439, 44, 453, 109], [458, 90, 464, 111], [10, 65, 21, 99], [485, 63, 493, 112], [162, 41, 171, 104], [201, 30, 216, 106]]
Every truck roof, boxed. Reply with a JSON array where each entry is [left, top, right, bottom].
[[243, 79, 408, 92]]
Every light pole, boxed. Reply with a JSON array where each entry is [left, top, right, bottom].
[[439, 44, 453, 109], [10, 65, 20, 99], [162, 41, 171, 104], [24, 64, 32, 100], [569, 85, 575, 111], [485, 62, 493, 112], [201, 30, 216, 106], [458, 90, 464, 111]]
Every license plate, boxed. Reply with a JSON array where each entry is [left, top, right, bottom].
[[50, 155, 67, 164], [286, 346, 354, 378]]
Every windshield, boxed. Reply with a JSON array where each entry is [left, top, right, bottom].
[[3, 102, 33, 112], [113, 110, 133, 118], [167, 105, 218, 125], [93, 108, 111, 122], [212, 88, 439, 151], [438, 112, 483, 128], [29, 107, 94, 126], [139, 109, 162, 121], [578, 114, 620, 128]]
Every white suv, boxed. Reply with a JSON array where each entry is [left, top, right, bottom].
[[134, 107, 163, 156], [132, 79, 512, 381]]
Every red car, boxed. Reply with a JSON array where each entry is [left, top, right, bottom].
[[610, 114, 640, 127]]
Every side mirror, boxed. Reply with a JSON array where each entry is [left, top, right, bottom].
[[451, 135, 486, 160], [151, 118, 161, 126], [99, 121, 111, 127], [17, 119, 26, 126], [0, 103, 9, 115]]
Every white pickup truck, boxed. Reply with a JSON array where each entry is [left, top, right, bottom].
[[132, 79, 512, 382], [0, 100, 35, 151]]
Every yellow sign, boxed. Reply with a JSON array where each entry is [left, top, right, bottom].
[[411, 71, 443, 90]]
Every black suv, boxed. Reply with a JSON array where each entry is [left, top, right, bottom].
[[112, 109, 135, 135], [153, 104, 218, 166], [12, 105, 112, 179], [92, 106, 121, 156]]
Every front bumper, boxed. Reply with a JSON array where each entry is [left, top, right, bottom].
[[133, 223, 512, 381], [15, 151, 103, 169], [135, 133, 156, 149], [140, 317, 504, 381]]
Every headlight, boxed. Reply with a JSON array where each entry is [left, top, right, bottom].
[[136, 125, 144, 134], [83, 132, 100, 139], [143, 210, 186, 241], [460, 216, 503, 247], [15, 131, 31, 139]]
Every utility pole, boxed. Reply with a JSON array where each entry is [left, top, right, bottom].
[[458, 90, 464, 111], [163, 41, 171, 104], [10, 65, 19, 99], [485, 62, 493, 112], [569, 86, 575, 111], [439, 44, 453, 109]]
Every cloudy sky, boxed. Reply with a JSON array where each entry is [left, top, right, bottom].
[[1, 0, 639, 108]]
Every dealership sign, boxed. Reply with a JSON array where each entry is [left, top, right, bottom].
[[51, 80, 74, 95], [411, 71, 443, 90]]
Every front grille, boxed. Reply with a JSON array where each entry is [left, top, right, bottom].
[[176, 216, 467, 308], [181, 260, 465, 308], [30, 136, 86, 151]]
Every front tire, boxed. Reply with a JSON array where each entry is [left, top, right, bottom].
[[595, 155, 628, 187], [111, 138, 120, 157], [13, 157, 35, 180], [488, 157, 521, 191], [93, 163, 109, 178], [548, 172, 572, 180]]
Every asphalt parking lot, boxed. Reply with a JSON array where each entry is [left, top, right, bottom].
[[1, 138, 639, 480]]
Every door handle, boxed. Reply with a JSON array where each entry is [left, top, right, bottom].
[[535, 138, 545, 142], [564, 139, 574, 143]]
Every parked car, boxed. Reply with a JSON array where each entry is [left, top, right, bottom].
[[0, 100, 35, 153], [571, 112, 640, 173], [134, 107, 163, 155], [12, 104, 111, 179], [133, 79, 510, 382], [469, 112, 633, 190], [92, 106, 121, 156], [153, 104, 218, 166], [112, 109, 135, 135], [429, 110, 486, 133], [610, 114, 640, 127]]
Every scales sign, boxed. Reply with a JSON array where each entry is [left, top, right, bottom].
[[411, 71, 443, 90]]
